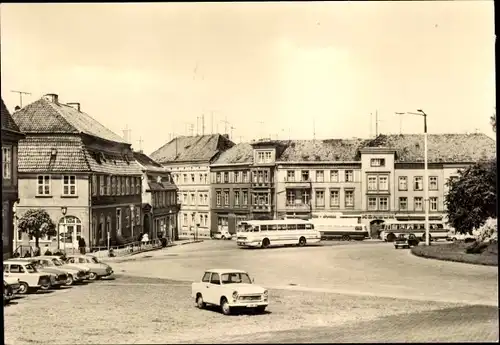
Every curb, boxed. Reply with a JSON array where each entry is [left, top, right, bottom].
[[179, 240, 204, 245]]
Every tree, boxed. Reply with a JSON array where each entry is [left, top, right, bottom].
[[17, 209, 56, 249], [491, 110, 496, 133], [445, 159, 497, 234]]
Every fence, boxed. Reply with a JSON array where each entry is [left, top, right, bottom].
[[90, 239, 166, 258]]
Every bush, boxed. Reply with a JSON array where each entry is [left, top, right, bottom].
[[411, 242, 498, 266], [475, 218, 498, 243]]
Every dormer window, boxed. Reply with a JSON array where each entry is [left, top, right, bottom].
[[370, 158, 385, 167], [256, 150, 273, 164]]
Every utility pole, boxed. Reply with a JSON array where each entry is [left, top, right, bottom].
[[196, 117, 199, 135], [11, 90, 31, 108], [375, 110, 379, 137], [395, 112, 405, 135]]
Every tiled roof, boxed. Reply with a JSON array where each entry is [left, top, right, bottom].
[[211, 143, 254, 165], [150, 134, 234, 164], [12, 97, 127, 144], [18, 135, 91, 173], [363, 133, 496, 163], [133, 151, 166, 172], [1, 99, 22, 133], [147, 180, 177, 192], [83, 149, 143, 175], [278, 139, 365, 162]]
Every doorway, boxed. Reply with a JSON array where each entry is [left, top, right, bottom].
[[370, 219, 385, 239]]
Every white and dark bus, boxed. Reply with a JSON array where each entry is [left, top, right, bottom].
[[380, 220, 448, 242], [309, 217, 369, 241]]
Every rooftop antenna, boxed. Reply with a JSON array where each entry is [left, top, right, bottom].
[[395, 112, 405, 135], [256, 121, 264, 140], [10, 90, 31, 108], [137, 137, 144, 153], [369, 112, 373, 138], [230, 125, 236, 140], [220, 116, 230, 135], [202, 113, 205, 135], [189, 124, 195, 136]]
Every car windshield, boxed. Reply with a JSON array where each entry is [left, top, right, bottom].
[[89, 257, 100, 264], [221, 273, 252, 284], [24, 264, 37, 273], [52, 259, 63, 266]]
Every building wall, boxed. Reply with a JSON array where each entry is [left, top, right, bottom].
[[2, 136, 20, 259], [210, 165, 252, 235], [167, 163, 211, 239]]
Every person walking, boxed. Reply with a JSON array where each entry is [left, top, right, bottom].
[[78, 237, 86, 255]]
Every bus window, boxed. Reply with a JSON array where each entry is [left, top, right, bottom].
[[261, 225, 268, 231], [437, 224, 444, 229], [297, 224, 306, 230], [268, 224, 277, 231], [407, 224, 414, 230], [278, 224, 287, 231], [253, 226, 260, 232], [355, 226, 363, 231], [287, 224, 297, 230], [305, 224, 313, 229], [418, 224, 424, 230], [391, 224, 399, 230]]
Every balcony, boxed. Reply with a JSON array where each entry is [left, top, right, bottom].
[[284, 178, 312, 189], [251, 181, 272, 189], [252, 204, 271, 212], [285, 203, 311, 212]]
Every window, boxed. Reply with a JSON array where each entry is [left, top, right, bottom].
[[181, 213, 187, 226], [59, 216, 83, 244], [263, 170, 269, 183], [92, 175, 97, 196], [125, 177, 130, 195], [367, 175, 377, 191], [316, 170, 324, 182], [398, 176, 408, 191], [414, 176, 423, 191], [234, 191, 240, 206], [264, 151, 272, 163], [216, 172, 221, 183], [399, 197, 408, 211], [182, 174, 187, 183], [37, 175, 51, 195], [234, 171, 240, 183], [370, 158, 385, 167], [257, 171, 264, 183], [257, 151, 265, 163], [198, 193, 203, 205], [2, 146, 12, 179], [315, 190, 325, 207], [191, 213, 195, 225], [191, 174, 195, 183], [135, 207, 140, 225], [429, 176, 438, 190], [345, 170, 354, 182], [136, 177, 141, 194], [330, 190, 339, 207], [242, 191, 248, 205], [330, 170, 339, 182], [183, 193, 187, 205], [121, 177, 126, 195], [378, 176, 388, 191], [287, 170, 295, 182], [126, 208, 131, 228], [287, 191, 295, 205], [378, 197, 388, 211], [111, 176, 116, 195], [216, 191, 222, 206], [61, 175, 77, 196], [223, 172, 229, 183], [210, 273, 221, 285], [368, 197, 377, 211], [242, 171, 249, 182], [430, 197, 438, 211], [106, 176, 111, 195], [301, 170, 309, 182], [204, 193, 208, 205], [224, 191, 229, 205], [190, 193, 195, 205], [117, 177, 122, 195], [414, 197, 423, 211], [202, 272, 211, 283], [345, 190, 354, 208]]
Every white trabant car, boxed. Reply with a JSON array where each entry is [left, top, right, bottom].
[[192, 268, 268, 315], [213, 230, 233, 240], [3, 260, 52, 294]]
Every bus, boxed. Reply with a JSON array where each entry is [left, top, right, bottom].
[[380, 220, 449, 242], [236, 219, 321, 248], [309, 218, 369, 241]]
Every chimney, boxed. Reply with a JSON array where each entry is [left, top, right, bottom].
[[43, 93, 59, 104], [222, 134, 229, 139], [67, 102, 81, 112]]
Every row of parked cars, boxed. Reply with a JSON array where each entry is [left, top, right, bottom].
[[3, 253, 114, 305]]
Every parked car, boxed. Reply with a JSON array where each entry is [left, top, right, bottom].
[[394, 234, 420, 249], [192, 268, 268, 315], [18, 258, 69, 288], [41, 255, 92, 281], [37, 256, 87, 286], [213, 230, 234, 240], [3, 260, 52, 294], [65, 254, 114, 280], [4, 277, 21, 304]]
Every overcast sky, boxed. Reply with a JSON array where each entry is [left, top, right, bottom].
[[1, 2, 495, 155]]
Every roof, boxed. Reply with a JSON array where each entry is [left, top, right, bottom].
[[12, 97, 127, 144], [205, 268, 248, 274], [362, 133, 496, 163], [278, 139, 365, 162], [150, 134, 234, 164], [211, 143, 254, 165], [83, 148, 143, 175], [1, 99, 22, 133], [147, 180, 177, 191], [133, 151, 167, 172]]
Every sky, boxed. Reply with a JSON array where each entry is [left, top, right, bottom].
[[1, 2, 496, 155]]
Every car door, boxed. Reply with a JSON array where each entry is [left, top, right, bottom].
[[7, 264, 24, 281], [206, 273, 221, 305]]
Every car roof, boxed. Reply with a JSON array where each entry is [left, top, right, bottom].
[[4, 260, 32, 264], [205, 268, 247, 274]]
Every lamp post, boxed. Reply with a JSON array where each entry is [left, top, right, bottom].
[[400, 109, 430, 245], [130, 204, 135, 241], [60, 206, 67, 251], [196, 223, 200, 241]]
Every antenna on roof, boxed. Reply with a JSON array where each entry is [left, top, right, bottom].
[[122, 125, 132, 144], [369, 113, 373, 138], [230, 125, 236, 140], [202, 113, 205, 135], [220, 117, 230, 135], [11, 90, 31, 108]]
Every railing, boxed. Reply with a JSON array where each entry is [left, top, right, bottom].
[[285, 203, 311, 211], [90, 239, 167, 258]]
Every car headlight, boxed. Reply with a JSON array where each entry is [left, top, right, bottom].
[[263, 290, 268, 300], [232, 291, 238, 301]]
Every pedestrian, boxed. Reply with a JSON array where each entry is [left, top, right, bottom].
[[142, 232, 149, 243], [78, 237, 86, 255], [137, 232, 143, 250]]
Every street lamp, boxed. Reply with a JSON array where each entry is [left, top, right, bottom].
[[398, 109, 430, 245], [60, 206, 67, 251]]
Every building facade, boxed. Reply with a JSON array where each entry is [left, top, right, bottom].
[[1, 99, 25, 259], [210, 143, 253, 235], [150, 134, 234, 239], [12, 94, 143, 252], [134, 151, 180, 240]]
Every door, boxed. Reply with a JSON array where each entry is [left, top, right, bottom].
[[206, 273, 221, 304], [144, 214, 151, 237]]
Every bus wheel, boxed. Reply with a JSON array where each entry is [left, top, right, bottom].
[[298, 237, 307, 247], [341, 235, 351, 241], [386, 233, 396, 242], [262, 238, 270, 249]]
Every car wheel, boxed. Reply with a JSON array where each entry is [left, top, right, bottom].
[[298, 237, 307, 247], [196, 294, 206, 309], [221, 297, 231, 315], [255, 306, 266, 313], [17, 282, 29, 295], [221, 236, 226, 240], [262, 238, 270, 249], [88, 272, 98, 281], [386, 233, 396, 242], [40, 282, 51, 291], [341, 235, 351, 241], [65, 275, 74, 286]]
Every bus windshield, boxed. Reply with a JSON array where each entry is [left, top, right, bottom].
[[239, 223, 259, 232]]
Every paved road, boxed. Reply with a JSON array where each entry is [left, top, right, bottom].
[[113, 240, 498, 306]]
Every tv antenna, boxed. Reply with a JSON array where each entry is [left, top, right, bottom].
[[11, 90, 31, 108]]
